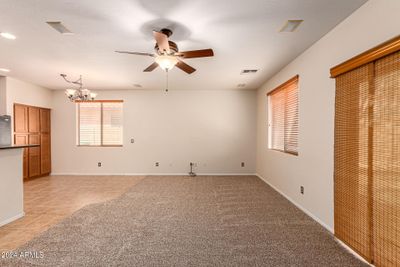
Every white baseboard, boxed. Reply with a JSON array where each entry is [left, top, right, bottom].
[[255, 173, 373, 265], [0, 212, 25, 228], [50, 172, 258, 176], [51, 173, 187, 176], [335, 238, 373, 266], [255, 173, 333, 233]]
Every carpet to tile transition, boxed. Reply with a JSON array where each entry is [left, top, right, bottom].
[[1, 176, 367, 267]]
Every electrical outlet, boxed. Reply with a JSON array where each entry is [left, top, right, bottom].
[[155, 162, 159, 167], [241, 162, 245, 167], [130, 138, 135, 143], [98, 162, 102, 167], [300, 186, 304, 195]]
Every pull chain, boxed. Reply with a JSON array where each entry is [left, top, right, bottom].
[[165, 69, 169, 93]]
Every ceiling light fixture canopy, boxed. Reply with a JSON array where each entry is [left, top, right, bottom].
[[61, 74, 97, 101], [155, 55, 179, 71]]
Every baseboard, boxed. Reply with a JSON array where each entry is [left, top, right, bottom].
[[0, 212, 25, 228], [51, 172, 258, 176], [255, 173, 334, 233], [334, 238, 373, 266], [51, 173, 187, 176]]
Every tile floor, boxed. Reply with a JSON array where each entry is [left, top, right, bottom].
[[0, 175, 144, 251]]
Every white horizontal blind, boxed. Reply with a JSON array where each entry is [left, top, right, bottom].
[[284, 82, 299, 154], [102, 102, 123, 146], [78, 102, 101, 146], [268, 76, 299, 155], [269, 89, 285, 150], [77, 101, 123, 146]]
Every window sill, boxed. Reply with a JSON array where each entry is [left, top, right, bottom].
[[269, 148, 298, 156], [77, 145, 123, 147]]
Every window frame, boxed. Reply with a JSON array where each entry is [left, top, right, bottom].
[[267, 75, 299, 156], [76, 100, 123, 147]]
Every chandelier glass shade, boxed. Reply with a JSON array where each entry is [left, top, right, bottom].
[[65, 88, 97, 101], [61, 74, 97, 101]]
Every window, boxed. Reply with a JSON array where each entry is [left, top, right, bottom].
[[267, 75, 299, 155], [77, 100, 123, 146]]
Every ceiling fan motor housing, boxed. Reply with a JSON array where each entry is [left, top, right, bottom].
[[155, 41, 179, 54], [160, 28, 173, 37]]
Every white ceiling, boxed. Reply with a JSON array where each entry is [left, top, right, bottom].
[[0, 0, 367, 91]]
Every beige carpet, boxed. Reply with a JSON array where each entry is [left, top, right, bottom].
[[2, 176, 367, 266]]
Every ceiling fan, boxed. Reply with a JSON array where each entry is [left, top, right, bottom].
[[115, 28, 214, 74]]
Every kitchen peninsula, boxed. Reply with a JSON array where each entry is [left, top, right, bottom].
[[0, 144, 38, 226]]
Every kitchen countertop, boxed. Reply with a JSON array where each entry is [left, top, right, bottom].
[[0, 144, 39, 150]]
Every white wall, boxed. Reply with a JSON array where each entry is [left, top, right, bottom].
[[0, 77, 6, 115], [52, 89, 257, 175], [5, 77, 53, 113], [3, 77, 53, 134], [256, 0, 400, 231]]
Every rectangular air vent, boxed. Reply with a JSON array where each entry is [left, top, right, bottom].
[[280, 20, 303, 32], [46, 22, 73, 35], [240, 69, 258, 75]]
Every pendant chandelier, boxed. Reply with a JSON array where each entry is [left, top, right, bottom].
[[61, 74, 97, 101]]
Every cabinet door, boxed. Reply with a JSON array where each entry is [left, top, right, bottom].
[[14, 134, 29, 179], [41, 133, 51, 175], [40, 109, 51, 133], [14, 104, 28, 133], [28, 107, 40, 133], [28, 134, 41, 178]]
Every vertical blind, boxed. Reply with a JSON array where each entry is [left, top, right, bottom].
[[78, 101, 123, 146], [268, 75, 299, 155], [334, 50, 400, 266], [372, 51, 400, 267], [334, 63, 372, 260]]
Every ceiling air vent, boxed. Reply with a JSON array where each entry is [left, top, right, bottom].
[[240, 69, 258, 75], [280, 20, 303, 32], [46, 22, 73, 35]]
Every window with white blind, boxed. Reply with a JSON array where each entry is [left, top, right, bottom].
[[267, 75, 299, 155], [77, 101, 123, 146]]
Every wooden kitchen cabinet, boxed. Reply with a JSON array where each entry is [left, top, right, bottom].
[[14, 104, 51, 180], [14, 105, 28, 133], [40, 109, 51, 133], [28, 134, 41, 177], [28, 107, 40, 133], [40, 133, 51, 174]]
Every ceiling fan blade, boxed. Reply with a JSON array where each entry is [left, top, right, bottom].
[[176, 59, 196, 74], [175, 49, 214, 59], [153, 31, 170, 53], [115, 51, 155, 57], [143, 62, 159, 72]]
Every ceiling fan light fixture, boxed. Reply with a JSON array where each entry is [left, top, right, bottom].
[[155, 55, 179, 71]]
